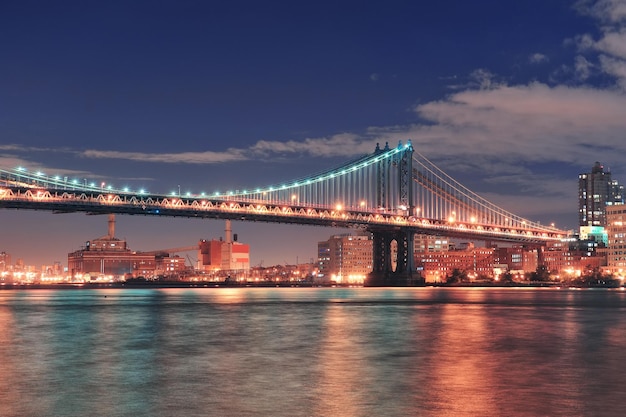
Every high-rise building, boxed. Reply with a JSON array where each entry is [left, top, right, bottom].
[[578, 162, 623, 228], [606, 204, 626, 276]]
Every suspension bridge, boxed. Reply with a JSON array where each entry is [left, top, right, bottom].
[[0, 141, 567, 285]]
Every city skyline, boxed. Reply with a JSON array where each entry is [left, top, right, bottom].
[[2, 0, 626, 267]]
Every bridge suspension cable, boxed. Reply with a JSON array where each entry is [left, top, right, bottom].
[[411, 151, 554, 232], [0, 141, 566, 241]]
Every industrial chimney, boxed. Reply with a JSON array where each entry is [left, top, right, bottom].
[[108, 214, 115, 239], [225, 219, 232, 244]]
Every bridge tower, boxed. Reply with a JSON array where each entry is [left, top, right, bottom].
[[366, 141, 418, 286]]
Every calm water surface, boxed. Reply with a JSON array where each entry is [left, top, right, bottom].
[[1, 287, 626, 417]]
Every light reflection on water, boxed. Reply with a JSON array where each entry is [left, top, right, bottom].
[[1, 287, 626, 416]]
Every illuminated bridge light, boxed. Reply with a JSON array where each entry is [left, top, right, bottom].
[[0, 144, 566, 257]]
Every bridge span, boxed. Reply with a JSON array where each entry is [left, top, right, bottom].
[[0, 141, 568, 285]]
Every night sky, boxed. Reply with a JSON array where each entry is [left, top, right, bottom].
[[2, 0, 626, 268]]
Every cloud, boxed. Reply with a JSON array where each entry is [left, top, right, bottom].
[[408, 82, 626, 165], [574, 55, 594, 80], [575, 0, 626, 24], [81, 148, 248, 164], [369, 73, 380, 81], [73, 133, 377, 165], [529, 53, 549, 64], [575, 0, 626, 89]]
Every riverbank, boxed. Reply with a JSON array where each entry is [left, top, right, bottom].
[[1, 281, 623, 290]]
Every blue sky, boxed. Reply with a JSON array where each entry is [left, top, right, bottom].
[[2, 0, 626, 268]]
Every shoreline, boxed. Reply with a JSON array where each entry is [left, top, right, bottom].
[[1, 282, 622, 290]]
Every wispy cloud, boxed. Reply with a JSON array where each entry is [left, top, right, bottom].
[[575, 0, 626, 89], [407, 82, 626, 166], [81, 149, 248, 164], [529, 53, 549, 64]]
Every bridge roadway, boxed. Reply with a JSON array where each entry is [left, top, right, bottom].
[[0, 184, 566, 244]]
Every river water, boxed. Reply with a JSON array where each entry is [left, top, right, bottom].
[[1, 287, 626, 417]]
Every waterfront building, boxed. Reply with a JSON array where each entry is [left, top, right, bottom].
[[0, 251, 10, 272], [415, 242, 495, 282], [539, 240, 576, 276], [156, 255, 188, 279], [536, 239, 605, 279], [606, 204, 626, 278], [198, 220, 250, 273], [578, 225, 608, 247], [317, 233, 373, 284], [67, 215, 157, 280], [414, 234, 449, 253], [493, 245, 539, 278]]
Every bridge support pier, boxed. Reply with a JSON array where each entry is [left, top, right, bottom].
[[365, 228, 423, 286]]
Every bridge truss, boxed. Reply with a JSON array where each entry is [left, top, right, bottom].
[[0, 141, 567, 285]]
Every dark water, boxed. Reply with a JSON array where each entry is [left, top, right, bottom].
[[1, 287, 626, 417]]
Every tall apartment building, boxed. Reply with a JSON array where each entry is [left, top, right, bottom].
[[579, 162, 623, 228], [605, 204, 626, 275], [317, 233, 372, 284]]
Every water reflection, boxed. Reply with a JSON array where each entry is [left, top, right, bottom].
[[2, 288, 626, 416]]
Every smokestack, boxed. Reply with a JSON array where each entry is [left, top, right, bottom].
[[225, 219, 232, 243], [108, 214, 115, 239]]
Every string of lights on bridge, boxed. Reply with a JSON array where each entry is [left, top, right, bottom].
[[5, 146, 403, 199], [0, 142, 567, 241]]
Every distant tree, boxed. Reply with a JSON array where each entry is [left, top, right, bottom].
[[446, 268, 468, 284], [530, 265, 551, 282], [476, 274, 492, 282], [579, 266, 618, 286], [500, 271, 514, 283]]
